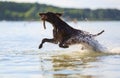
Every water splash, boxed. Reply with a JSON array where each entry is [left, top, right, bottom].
[[109, 47, 120, 54], [81, 38, 107, 52], [65, 35, 107, 53]]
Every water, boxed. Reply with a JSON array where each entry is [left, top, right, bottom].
[[0, 21, 120, 78]]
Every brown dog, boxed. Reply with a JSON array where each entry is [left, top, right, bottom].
[[39, 12, 104, 49]]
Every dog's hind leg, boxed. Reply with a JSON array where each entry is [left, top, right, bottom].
[[59, 43, 69, 48], [58, 37, 70, 48], [39, 38, 58, 49], [59, 42, 69, 48]]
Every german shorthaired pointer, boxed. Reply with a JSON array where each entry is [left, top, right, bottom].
[[39, 12, 104, 51]]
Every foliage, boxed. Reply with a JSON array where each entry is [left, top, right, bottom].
[[0, 1, 120, 21]]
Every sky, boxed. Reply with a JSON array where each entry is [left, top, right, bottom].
[[1, 0, 120, 9]]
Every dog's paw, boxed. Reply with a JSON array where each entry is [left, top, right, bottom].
[[38, 44, 42, 49]]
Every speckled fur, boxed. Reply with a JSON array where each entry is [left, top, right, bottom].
[[39, 12, 104, 51]]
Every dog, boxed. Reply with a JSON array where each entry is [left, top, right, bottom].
[[38, 12, 104, 51]]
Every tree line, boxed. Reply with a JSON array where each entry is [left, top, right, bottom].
[[0, 1, 120, 21]]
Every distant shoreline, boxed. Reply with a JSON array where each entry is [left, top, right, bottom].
[[0, 1, 120, 21]]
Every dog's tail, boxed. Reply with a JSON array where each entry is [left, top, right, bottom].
[[92, 30, 105, 37]]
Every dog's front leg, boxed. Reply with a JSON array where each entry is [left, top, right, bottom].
[[53, 28, 58, 44], [39, 38, 57, 49]]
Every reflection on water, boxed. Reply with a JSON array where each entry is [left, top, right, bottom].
[[52, 52, 120, 78], [0, 21, 120, 78], [53, 74, 95, 78], [51, 51, 105, 78], [2, 49, 118, 78]]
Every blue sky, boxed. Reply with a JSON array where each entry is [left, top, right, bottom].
[[1, 0, 120, 9]]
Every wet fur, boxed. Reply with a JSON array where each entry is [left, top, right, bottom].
[[39, 12, 104, 49]]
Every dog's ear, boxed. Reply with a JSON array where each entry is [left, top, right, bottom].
[[56, 13, 62, 17]]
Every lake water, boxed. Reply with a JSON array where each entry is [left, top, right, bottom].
[[0, 21, 120, 78]]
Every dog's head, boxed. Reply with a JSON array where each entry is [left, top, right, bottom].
[[39, 12, 62, 21], [39, 12, 62, 29]]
